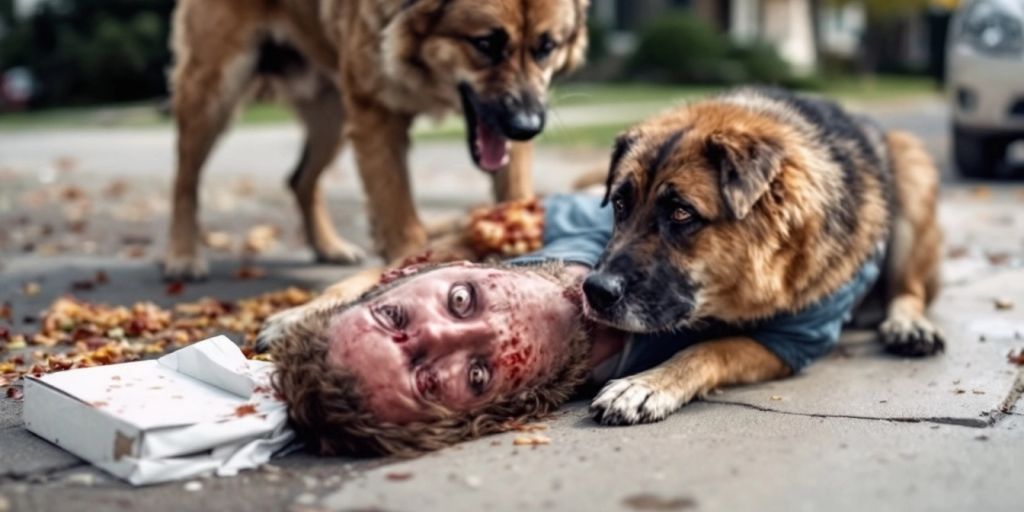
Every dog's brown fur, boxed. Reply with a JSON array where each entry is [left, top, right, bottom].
[[587, 88, 943, 425], [165, 0, 588, 279]]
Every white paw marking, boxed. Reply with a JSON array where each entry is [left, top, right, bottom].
[[590, 377, 683, 426]]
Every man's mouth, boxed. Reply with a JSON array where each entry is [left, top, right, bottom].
[[459, 84, 509, 173]]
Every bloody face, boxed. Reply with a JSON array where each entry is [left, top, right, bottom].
[[327, 264, 584, 424]]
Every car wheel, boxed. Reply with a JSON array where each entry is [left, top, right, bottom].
[[953, 125, 1009, 179]]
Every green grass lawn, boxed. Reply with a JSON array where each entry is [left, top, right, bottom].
[[0, 75, 941, 148]]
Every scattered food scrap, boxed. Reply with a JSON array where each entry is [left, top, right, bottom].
[[512, 434, 551, 446], [0, 288, 312, 383], [234, 404, 258, 417], [993, 297, 1014, 311]]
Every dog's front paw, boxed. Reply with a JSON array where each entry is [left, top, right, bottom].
[[162, 251, 209, 281], [589, 377, 684, 426], [314, 238, 366, 265], [254, 307, 306, 353], [879, 314, 945, 357]]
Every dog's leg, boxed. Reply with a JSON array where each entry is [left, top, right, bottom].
[[164, 8, 257, 280], [492, 141, 535, 201], [287, 74, 364, 264], [345, 99, 426, 261], [590, 338, 789, 425], [878, 131, 945, 356]]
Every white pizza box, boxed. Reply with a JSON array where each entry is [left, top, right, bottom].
[[22, 336, 295, 485]]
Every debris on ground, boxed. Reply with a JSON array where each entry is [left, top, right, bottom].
[[993, 297, 1014, 311], [1008, 350, 1024, 366], [513, 434, 551, 446], [622, 493, 697, 511], [385, 472, 413, 482], [0, 288, 313, 383]]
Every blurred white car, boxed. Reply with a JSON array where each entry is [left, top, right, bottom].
[[947, 0, 1024, 177]]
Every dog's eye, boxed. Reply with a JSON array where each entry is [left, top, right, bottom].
[[670, 207, 692, 224], [612, 198, 626, 214], [533, 34, 557, 61], [469, 31, 508, 62]]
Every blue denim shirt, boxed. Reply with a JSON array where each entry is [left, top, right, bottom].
[[510, 194, 882, 377]]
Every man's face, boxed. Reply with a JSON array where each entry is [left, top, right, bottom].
[[328, 265, 582, 424]]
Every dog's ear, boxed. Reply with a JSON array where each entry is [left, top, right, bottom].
[[705, 131, 783, 220], [557, 0, 590, 76], [602, 133, 634, 206]]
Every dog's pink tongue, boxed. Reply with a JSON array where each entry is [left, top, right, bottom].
[[476, 124, 509, 172]]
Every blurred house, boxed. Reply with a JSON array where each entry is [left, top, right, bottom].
[[591, 0, 956, 77]]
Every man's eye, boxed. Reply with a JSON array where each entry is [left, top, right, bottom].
[[376, 305, 407, 329], [448, 283, 475, 318], [468, 361, 490, 395]]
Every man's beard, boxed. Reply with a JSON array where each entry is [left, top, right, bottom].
[[498, 259, 595, 386]]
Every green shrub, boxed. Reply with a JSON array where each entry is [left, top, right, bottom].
[[626, 13, 816, 88], [626, 13, 736, 84], [586, 18, 610, 63]]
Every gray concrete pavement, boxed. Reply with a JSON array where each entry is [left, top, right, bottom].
[[1, 99, 1023, 511]]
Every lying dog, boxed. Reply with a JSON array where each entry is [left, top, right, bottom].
[[164, 0, 589, 280], [584, 87, 944, 425]]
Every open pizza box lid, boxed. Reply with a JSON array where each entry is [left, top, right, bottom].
[[22, 336, 295, 485]]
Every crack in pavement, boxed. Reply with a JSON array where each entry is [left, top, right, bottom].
[[707, 368, 1024, 429], [0, 461, 88, 484]]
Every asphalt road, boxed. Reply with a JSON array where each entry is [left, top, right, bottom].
[[1, 98, 1023, 512]]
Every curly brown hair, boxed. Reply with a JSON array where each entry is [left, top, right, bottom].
[[271, 263, 592, 457]]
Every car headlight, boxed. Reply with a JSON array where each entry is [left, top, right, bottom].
[[958, 0, 1024, 56]]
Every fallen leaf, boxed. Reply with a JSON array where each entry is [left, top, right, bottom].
[[994, 297, 1014, 311], [985, 252, 1011, 266], [166, 281, 185, 296], [385, 472, 413, 482], [0, 302, 11, 321], [22, 282, 40, 296], [95, 271, 109, 285], [71, 280, 95, 292], [969, 185, 991, 199], [1008, 350, 1024, 366], [954, 388, 966, 394], [622, 493, 697, 511], [234, 265, 267, 280], [946, 246, 969, 259], [244, 224, 280, 254], [203, 231, 234, 251]]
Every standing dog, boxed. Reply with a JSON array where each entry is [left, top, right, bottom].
[[165, 0, 588, 280], [584, 88, 944, 425]]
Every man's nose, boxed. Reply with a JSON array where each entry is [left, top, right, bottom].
[[583, 272, 625, 313], [416, 320, 492, 350], [500, 93, 546, 141]]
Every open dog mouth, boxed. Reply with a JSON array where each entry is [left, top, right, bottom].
[[459, 84, 510, 173]]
